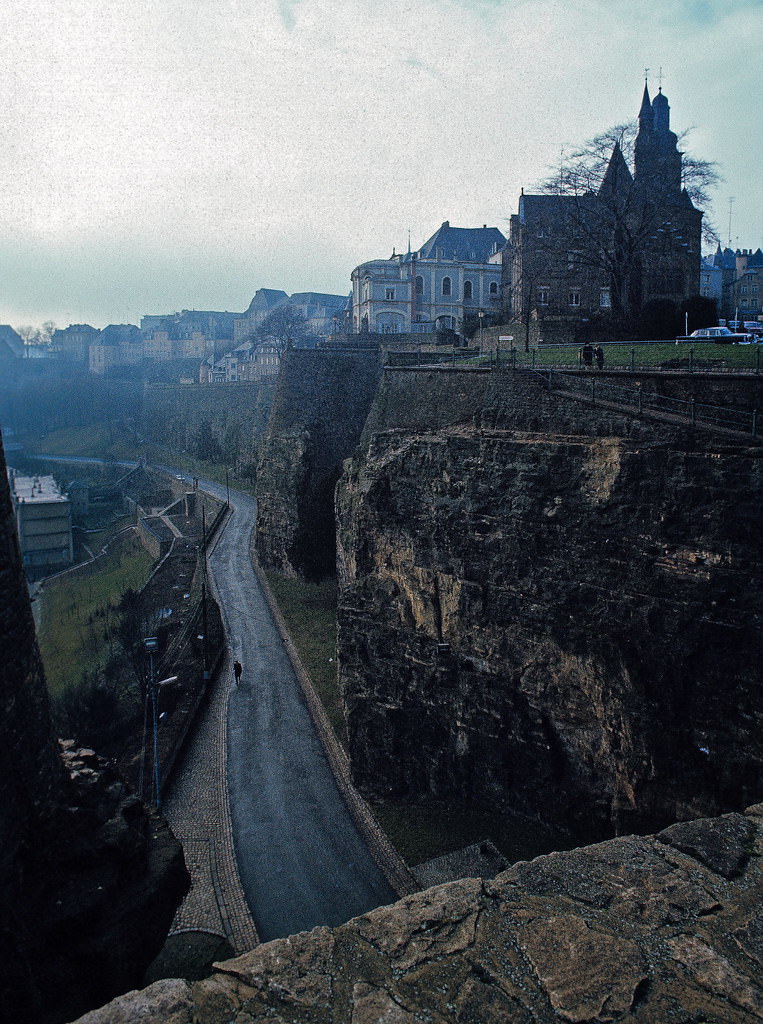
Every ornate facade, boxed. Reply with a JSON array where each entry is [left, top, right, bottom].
[[505, 85, 703, 339], [351, 222, 505, 335]]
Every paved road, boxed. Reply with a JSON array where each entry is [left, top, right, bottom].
[[32, 457, 398, 943], [199, 480, 397, 941]]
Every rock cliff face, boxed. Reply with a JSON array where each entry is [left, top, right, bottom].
[[0, 437, 190, 1024], [256, 348, 382, 579], [336, 369, 763, 836], [75, 803, 763, 1023]]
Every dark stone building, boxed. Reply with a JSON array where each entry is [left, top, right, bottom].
[[504, 85, 703, 343]]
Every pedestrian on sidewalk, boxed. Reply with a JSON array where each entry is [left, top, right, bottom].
[[233, 660, 243, 685]]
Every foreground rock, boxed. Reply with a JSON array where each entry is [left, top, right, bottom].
[[77, 804, 762, 1023]]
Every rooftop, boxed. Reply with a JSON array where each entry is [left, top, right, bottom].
[[10, 474, 68, 504]]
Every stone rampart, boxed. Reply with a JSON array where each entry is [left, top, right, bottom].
[[255, 348, 383, 578], [337, 367, 762, 836], [76, 803, 763, 1024]]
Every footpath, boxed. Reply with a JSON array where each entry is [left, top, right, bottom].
[[162, 480, 414, 952]]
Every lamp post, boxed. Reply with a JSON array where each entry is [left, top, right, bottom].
[[201, 508, 209, 682], [143, 636, 161, 810], [478, 310, 484, 354]]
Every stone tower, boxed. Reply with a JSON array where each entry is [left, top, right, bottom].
[[634, 83, 683, 199]]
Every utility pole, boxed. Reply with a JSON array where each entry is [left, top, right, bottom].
[[201, 507, 209, 682], [143, 636, 161, 809]]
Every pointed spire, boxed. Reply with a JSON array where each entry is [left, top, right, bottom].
[[599, 140, 633, 199], [639, 82, 654, 128]]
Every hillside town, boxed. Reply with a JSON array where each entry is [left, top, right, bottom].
[[1, 85, 760, 386]]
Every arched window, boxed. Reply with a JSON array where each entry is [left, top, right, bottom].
[[463, 280, 473, 300], [415, 275, 424, 295], [442, 276, 451, 297], [489, 281, 498, 296]]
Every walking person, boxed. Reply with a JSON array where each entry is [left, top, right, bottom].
[[233, 660, 243, 685], [594, 344, 604, 370], [580, 341, 593, 368]]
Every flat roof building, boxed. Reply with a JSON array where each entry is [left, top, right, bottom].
[[9, 472, 74, 574]]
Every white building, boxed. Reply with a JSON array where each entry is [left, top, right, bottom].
[[9, 472, 73, 573], [351, 222, 506, 335]]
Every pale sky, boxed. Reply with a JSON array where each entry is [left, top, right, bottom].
[[1, 0, 761, 330]]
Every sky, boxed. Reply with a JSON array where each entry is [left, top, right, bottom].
[[1, 0, 761, 330]]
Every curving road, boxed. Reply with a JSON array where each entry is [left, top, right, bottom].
[[199, 479, 397, 941]]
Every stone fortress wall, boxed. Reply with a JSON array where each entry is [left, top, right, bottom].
[[256, 356, 763, 839]]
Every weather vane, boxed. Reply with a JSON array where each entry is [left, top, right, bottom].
[[644, 66, 649, 84]]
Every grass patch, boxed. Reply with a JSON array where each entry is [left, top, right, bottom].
[[264, 573, 342, 741], [262, 572, 581, 867], [78, 514, 136, 555], [37, 532, 156, 696], [25, 422, 139, 460], [371, 799, 577, 867], [487, 340, 762, 372]]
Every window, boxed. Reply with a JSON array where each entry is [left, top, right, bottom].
[[442, 276, 451, 296], [489, 281, 498, 296], [415, 275, 424, 295], [385, 288, 395, 300], [463, 280, 473, 300], [599, 287, 611, 309], [537, 288, 549, 306], [569, 290, 581, 307]]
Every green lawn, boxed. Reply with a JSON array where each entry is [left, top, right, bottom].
[[25, 422, 140, 460], [37, 532, 155, 696], [264, 573, 343, 740], [373, 799, 576, 867], [486, 339, 762, 372]]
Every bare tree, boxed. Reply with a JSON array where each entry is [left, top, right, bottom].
[[16, 321, 57, 353], [524, 120, 720, 323], [255, 306, 309, 353], [542, 121, 721, 244]]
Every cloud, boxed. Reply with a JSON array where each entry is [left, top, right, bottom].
[[0, 0, 760, 326]]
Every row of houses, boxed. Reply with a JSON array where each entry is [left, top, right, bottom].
[[6, 84, 760, 377], [700, 247, 763, 323], [41, 292, 349, 377]]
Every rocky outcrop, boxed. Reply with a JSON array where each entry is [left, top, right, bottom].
[[336, 369, 763, 836], [0, 437, 189, 1024], [256, 348, 382, 579], [75, 803, 763, 1023]]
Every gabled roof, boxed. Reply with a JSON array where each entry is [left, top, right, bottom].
[[98, 324, 142, 345], [417, 222, 506, 262], [598, 141, 633, 199], [0, 325, 24, 358], [245, 289, 289, 315], [288, 292, 346, 308]]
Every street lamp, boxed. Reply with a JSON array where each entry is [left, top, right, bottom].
[[143, 636, 161, 810], [478, 310, 484, 354]]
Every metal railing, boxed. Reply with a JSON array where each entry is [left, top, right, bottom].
[[538, 369, 758, 438]]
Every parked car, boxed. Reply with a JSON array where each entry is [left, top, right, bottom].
[[676, 326, 751, 344]]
